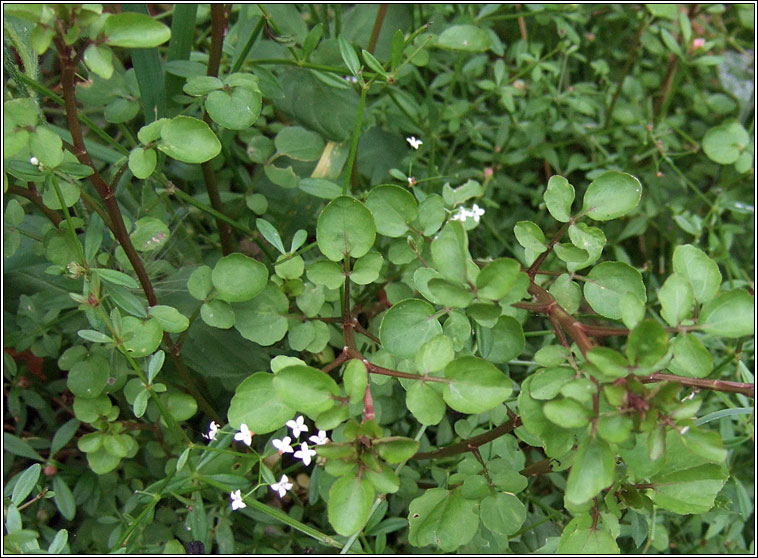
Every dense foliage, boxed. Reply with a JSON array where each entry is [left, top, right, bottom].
[[3, 4, 755, 554]]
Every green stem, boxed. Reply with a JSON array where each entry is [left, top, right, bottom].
[[343, 83, 369, 194], [231, 13, 265, 73]]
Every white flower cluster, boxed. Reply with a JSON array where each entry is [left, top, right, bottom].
[[450, 203, 485, 223]]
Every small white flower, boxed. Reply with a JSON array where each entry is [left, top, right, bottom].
[[406, 136, 423, 150], [294, 442, 317, 466], [308, 430, 329, 446], [271, 474, 293, 498], [272, 436, 294, 454], [470, 203, 485, 222], [344, 75, 358, 84], [286, 416, 309, 438], [450, 207, 469, 222], [204, 421, 219, 441], [29, 156, 39, 166], [234, 423, 253, 446], [230, 490, 246, 510]]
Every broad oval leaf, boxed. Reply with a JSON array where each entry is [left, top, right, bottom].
[[565, 436, 616, 506], [212, 253, 268, 303], [233, 283, 289, 346], [698, 289, 754, 338], [379, 299, 443, 359], [443, 356, 512, 414], [121, 316, 163, 356], [582, 171, 642, 221], [104, 13, 171, 48], [672, 244, 722, 303], [408, 488, 480, 552], [480, 492, 526, 536], [431, 221, 469, 284], [272, 365, 339, 417], [544, 175, 575, 222], [316, 196, 376, 261], [366, 184, 418, 238], [328, 474, 375, 536], [158, 116, 221, 164], [228, 372, 295, 434], [584, 261, 647, 320], [702, 121, 750, 164], [437, 24, 491, 52], [206, 87, 262, 130]]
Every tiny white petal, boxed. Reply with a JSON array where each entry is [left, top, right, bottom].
[[205, 421, 219, 441], [230, 490, 246, 510], [308, 430, 329, 445], [271, 474, 293, 498], [234, 423, 253, 446], [272, 436, 294, 454], [287, 416, 309, 438], [406, 136, 423, 150], [294, 443, 317, 467]]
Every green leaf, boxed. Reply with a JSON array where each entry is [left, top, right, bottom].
[[183, 75, 224, 96], [702, 121, 750, 164], [443, 356, 512, 414], [306, 260, 345, 290], [375, 436, 420, 463], [626, 320, 669, 370], [583, 261, 646, 320], [165, 392, 197, 422], [544, 175, 575, 222], [646, 4, 680, 19], [415, 335, 454, 374], [549, 274, 581, 315], [406, 381, 446, 425], [619, 291, 646, 330], [48, 529, 69, 554], [366, 185, 419, 237], [52, 476, 76, 520], [30, 126, 64, 168], [121, 316, 163, 356], [93, 268, 139, 289], [379, 299, 443, 359], [337, 35, 361, 77], [351, 252, 383, 285], [543, 397, 592, 428], [11, 464, 41, 505], [256, 218, 286, 254], [427, 278, 474, 308], [274, 126, 325, 161], [265, 163, 298, 187], [317, 196, 376, 261], [514, 221, 546, 252], [212, 253, 268, 303], [233, 283, 289, 346], [530, 367, 575, 400], [476, 258, 521, 300], [667, 333, 712, 378], [67, 356, 109, 398], [298, 177, 343, 199], [328, 474, 374, 536], [565, 436, 616, 506], [343, 359, 368, 404], [581, 171, 642, 221], [128, 147, 157, 179], [104, 12, 171, 48], [431, 221, 470, 284], [158, 116, 221, 164], [205, 86, 262, 130], [558, 520, 620, 554], [480, 492, 526, 536], [477, 316, 525, 364], [567, 222, 606, 271], [672, 244, 722, 303], [130, 216, 170, 252], [658, 273, 694, 326], [187, 265, 212, 301], [87, 446, 122, 475], [148, 305, 189, 333], [273, 365, 339, 417], [437, 24, 491, 52], [587, 347, 630, 379], [83, 44, 113, 79], [698, 289, 754, 338], [408, 488, 480, 551], [649, 464, 727, 514], [227, 372, 295, 434], [3, 433, 44, 461]]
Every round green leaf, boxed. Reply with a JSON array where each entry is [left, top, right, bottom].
[[104, 12, 171, 48], [212, 253, 268, 302], [582, 171, 642, 221], [343, 359, 367, 404], [187, 265, 212, 301], [306, 260, 345, 289], [514, 221, 546, 252], [626, 320, 670, 369], [121, 316, 163, 356], [480, 492, 526, 536], [698, 289, 754, 338], [317, 196, 376, 261], [584, 261, 647, 320], [477, 316, 525, 364], [274, 126, 325, 161], [41, 179, 80, 210], [366, 185, 419, 238], [350, 252, 383, 285], [431, 221, 469, 284], [667, 333, 713, 378], [130, 217, 169, 252], [328, 474, 375, 536], [476, 258, 521, 300], [273, 365, 338, 418], [83, 43, 113, 80], [437, 25, 491, 51], [408, 488, 479, 551], [30, 126, 63, 168], [443, 356, 512, 414], [529, 366, 575, 400], [233, 283, 289, 346], [543, 398, 592, 428], [702, 121, 750, 164], [379, 299, 443, 359], [158, 116, 221, 164], [183, 75, 224, 96], [549, 273, 582, 315], [558, 524, 620, 554], [406, 381, 446, 425], [86, 446, 122, 475], [163, 392, 197, 422], [565, 436, 616, 506], [206, 87, 262, 130], [658, 273, 695, 326], [148, 305, 189, 333], [128, 147, 157, 180], [544, 175, 575, 222], [375, 437, 420, 464], [228, 372, 295, 434], [427, 278, 474, 308], [672, 244, 722, 303], [415, 334, 454, 373], [587, 347, 630, 379], [200, 299, 235, 329]]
